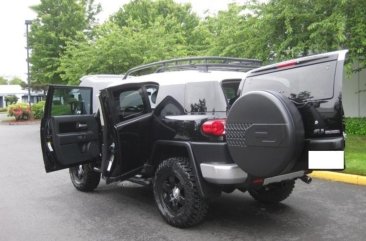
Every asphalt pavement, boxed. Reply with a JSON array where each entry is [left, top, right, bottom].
[[0, 122, 366, 241]]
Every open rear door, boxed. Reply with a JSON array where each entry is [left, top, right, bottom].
[[99, 83, 156, 183], [40, 85, 100, 173], [227, 50, 347, 177]]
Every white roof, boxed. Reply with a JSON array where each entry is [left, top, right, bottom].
[[0, 85, 27, 95], [107, 70, 247, 88]]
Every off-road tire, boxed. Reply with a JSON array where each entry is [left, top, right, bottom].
[[248, 180, 295, 204], [153, 157, 208, 228], [69, 163, 100, 192]]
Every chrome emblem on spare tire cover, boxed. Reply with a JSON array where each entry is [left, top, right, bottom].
[[226, 91, 304, 178]]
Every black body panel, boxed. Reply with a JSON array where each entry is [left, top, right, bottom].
[[99, 82, 155, 182], [110, 113, 153, 178], [190, 142, 234, 165]]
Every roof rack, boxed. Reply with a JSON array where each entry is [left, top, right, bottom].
[[122, 56, 262, 79]]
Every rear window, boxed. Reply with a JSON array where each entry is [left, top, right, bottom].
[[242, 61, 337, 101], [184, 81, 227, 113]]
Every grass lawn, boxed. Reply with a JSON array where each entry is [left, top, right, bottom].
[[344, 135, 366, 176]]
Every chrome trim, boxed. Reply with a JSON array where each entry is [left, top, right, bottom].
[[200, 163, 247, 184], [263, 171, 305, 185]]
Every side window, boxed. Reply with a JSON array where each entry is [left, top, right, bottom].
[[221, 79, 241, 105], [115, 88, 146, 121], [51, 87, 92, 116]]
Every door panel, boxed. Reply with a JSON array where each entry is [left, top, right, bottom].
[[99, 82, 156, 181], [50, 115, 99, 165], [109, 113, 153, 178], [41, 85, 100, 173]]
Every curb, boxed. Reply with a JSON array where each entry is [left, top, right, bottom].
[[8, 121, 40, 125], [0, 120, 40, 125], [310, 171, 366, 186]]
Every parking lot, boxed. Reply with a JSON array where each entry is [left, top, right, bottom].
[[1, 122, 366, 241]]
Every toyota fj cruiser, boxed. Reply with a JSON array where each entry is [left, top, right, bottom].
[[40, 50, 347, 227]]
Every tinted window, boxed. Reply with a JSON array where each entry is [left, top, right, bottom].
[[112, 87, 148, 122], [118, 89, 145, 119], [184, 81, 227, 113], [222, 79, 241, 105], [243, 61, 337, 101], [51, 87, 92, 116]]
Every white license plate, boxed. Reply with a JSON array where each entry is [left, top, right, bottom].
[[308, 151, 344, 169]]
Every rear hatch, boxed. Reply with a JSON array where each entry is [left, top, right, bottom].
[[226, 50, 347, 177], [239, 50, 347, 140]]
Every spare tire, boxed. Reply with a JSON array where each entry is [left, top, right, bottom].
[[226, 91, 304, 178]]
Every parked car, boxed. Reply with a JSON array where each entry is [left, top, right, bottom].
[[40, 50, 347, 227]]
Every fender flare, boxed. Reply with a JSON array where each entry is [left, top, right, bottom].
[[150, 140, 220, 198]]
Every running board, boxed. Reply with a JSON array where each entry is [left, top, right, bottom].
[[129, 176, 152, 186]]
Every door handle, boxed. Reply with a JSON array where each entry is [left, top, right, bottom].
[[76, 123, 88, 129]]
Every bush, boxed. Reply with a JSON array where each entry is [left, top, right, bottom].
[[345, 118, 366, 135], [5, 95, 18, 105], [32, 101, 45, 119], [0, 107, 7, 112], [7, 103, 32, 121]]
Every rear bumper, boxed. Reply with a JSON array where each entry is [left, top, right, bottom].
[[306, 136, 344, 150], [200, 163, 247, 184], [200, 163, 305, 185]]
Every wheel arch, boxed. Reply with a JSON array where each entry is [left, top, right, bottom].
[[149, 140, 220, 199]]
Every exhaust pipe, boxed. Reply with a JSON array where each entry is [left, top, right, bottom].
[[300, 175, 312, 184]]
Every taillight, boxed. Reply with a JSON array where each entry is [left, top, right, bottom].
[[201, 119, 226, 136]]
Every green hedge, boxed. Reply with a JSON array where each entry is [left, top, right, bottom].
[[32, 101, 45, 119], [345, 118, 366, 135], [0, 107, 7, 112]]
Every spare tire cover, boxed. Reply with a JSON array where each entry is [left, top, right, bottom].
[[226, 91, 304, 178]]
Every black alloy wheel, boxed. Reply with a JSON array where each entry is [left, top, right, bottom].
[[153, 157, 208, 228]]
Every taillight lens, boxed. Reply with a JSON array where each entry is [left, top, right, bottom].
[[201, 119, 226, 136]]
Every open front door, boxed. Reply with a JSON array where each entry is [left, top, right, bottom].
[[99, 83, 157, 183], [41, 85, 100, 173]]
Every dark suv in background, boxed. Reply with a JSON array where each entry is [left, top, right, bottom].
[[40, 50, 347, 227]]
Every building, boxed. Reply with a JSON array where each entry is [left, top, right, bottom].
[[0, 85, 44, 108], [343, 69, 366, 117]]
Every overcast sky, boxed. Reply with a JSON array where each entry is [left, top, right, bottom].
[[0, 0, 247, 81]]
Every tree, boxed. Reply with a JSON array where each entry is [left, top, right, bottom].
[[5, 95, 18, 105], [9, 77, 24, 85], [199, 4, 254, 58], [113, 0, 200, 52], [0, 76, 7, 85], [29, 0, 101, 85], [231, 0, 366, 69], [56, 0, 366, 82], [59, 0, 203, 84]]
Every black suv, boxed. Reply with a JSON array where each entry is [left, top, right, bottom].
[[40, 50, 347, 227]]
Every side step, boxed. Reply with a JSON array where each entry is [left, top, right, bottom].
[[129, 175, 152, 186]]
